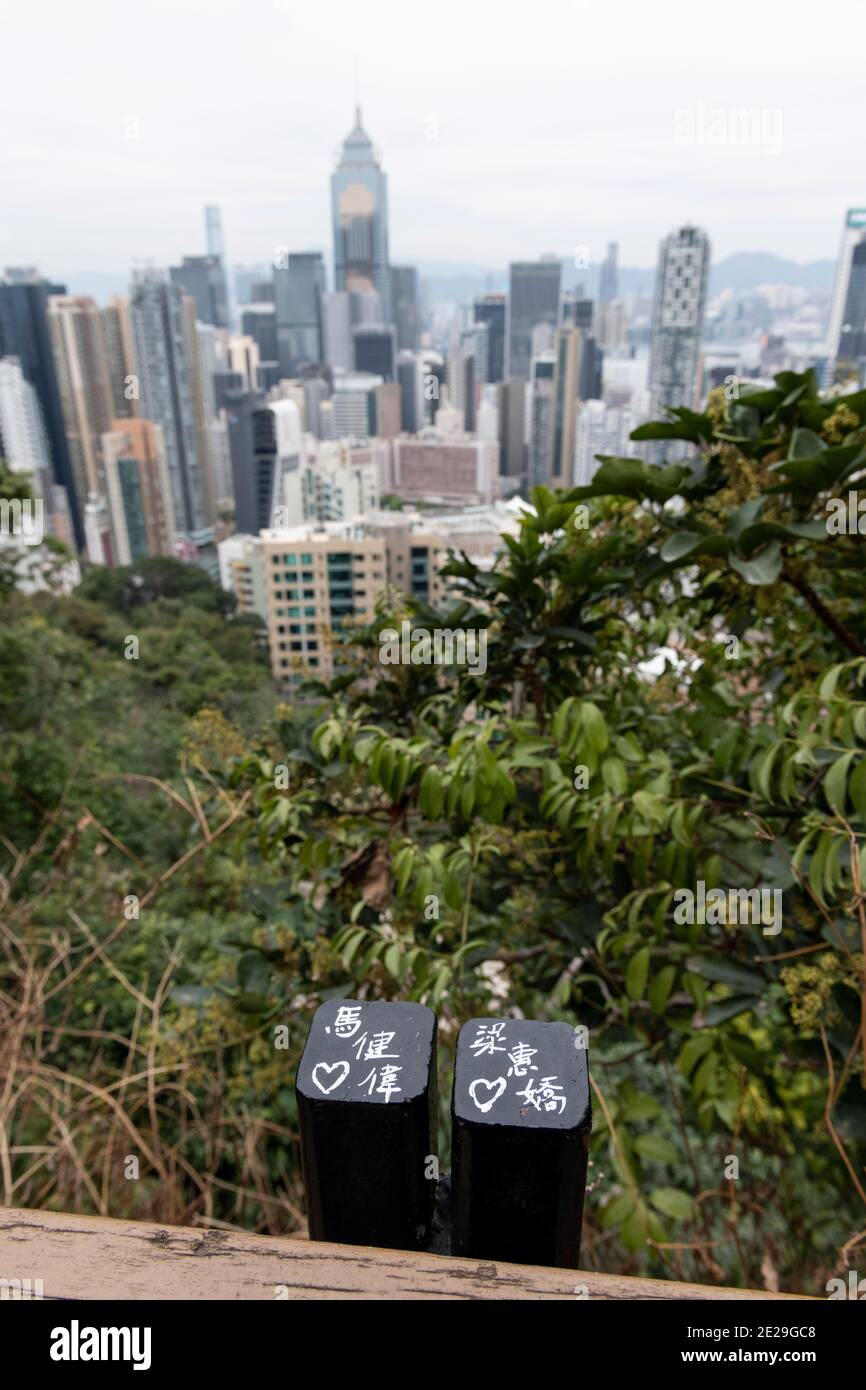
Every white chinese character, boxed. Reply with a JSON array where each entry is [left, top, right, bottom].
[[470, 1022, 507, 1056], [506, 1042, 538, 1077], [333, 1005, 362, 1039], [515, 1075, 567, 1115], [365, 1030, 399, 1060], [358, 1064, 403, 1103]]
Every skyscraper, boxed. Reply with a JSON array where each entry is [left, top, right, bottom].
[[331, 108, 391, 319], [0, 356, 51, 478], [473, 294, 506, 382], [322, 291, 353, 371], [827, 209, 866, 377], [397, 351, 424, 433], [353, 324, 396, 380], [227, 394, 301, 534], [528, 352, 556, 488], [204, 204, 232, 327], [47, 295, 114, 512], [241, 304, 278, 365], [551, 328, 582, 489], [562, 292, 594, 332], [273, 252, 326, 376], [101, 297, 139, 420], [0, 269, 82, 546], [129, 269, 215, 569], [102, 419, 175, 564], [390, 266, 419, 351], [497, 379, 525, 479], [170, 256, 229, 329], [648, 225, 711, 448], [599, 242, 619, 306], [506, 260, 561, 380]]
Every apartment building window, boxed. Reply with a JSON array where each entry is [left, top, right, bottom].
[[288, 606, 300, 617], [302, 571, 313, 582], [301, 553, 312, 565], [291, 641, 303, 652], [303, 588, 315, 598], [304, 606, 316, 616]]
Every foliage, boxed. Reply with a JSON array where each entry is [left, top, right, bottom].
[[1, 373, 865, 1291]]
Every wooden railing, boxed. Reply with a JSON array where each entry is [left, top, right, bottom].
[[0, 1207, 813, 1300]]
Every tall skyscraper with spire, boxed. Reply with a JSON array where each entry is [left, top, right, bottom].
[[331, 108, 391, 321]]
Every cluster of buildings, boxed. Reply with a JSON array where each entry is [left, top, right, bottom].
[[3, 103, 865, 683]]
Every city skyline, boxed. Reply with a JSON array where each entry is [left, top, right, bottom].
[[1, 0, 862, 278]]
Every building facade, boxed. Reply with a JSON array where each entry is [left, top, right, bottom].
[[506, 260, 562, 380]]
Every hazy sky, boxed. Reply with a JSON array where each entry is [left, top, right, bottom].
[[1, 0, 863, 281]]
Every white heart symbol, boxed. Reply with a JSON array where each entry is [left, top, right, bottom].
[[469, 1077, 506, 1113], [312, 1061, 350, 1095]]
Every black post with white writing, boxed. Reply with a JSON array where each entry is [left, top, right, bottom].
[[296, 998, 438, 1250], [451, 1017, 591, 1268]]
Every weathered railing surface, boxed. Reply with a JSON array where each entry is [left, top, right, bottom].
[[0, 1207, 812, 1300]]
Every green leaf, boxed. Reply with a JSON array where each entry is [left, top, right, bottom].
[[625, 947, 650, 1001], [729, 541, 782, 586], [648, 964, 676, 1015], [599, 1191, 635, 1229], [701, 995, 757, 1026], [650, 1187, 696, 1222], [686, 954, 766, 994], [601, 755, 628, 796], [633, 1134, 679, 1164], [618, 1082, 662, 1121], [418, 764, 445, 819], [678, 1034, 715, 1078], [620, 1207, 648, 1252], [824, 750, 857, 813], [849, 757, 866, 817]]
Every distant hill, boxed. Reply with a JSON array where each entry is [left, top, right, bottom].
[[710, 252, 834, 293], [62, 251, 835, 310]]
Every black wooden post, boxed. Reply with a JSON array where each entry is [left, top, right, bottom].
[[296, 998, 438, 1250], [451, 1017, 591, 1268]]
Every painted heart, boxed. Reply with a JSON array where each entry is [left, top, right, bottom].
[[469, 1077, 507, 1113], [312, 1061, 351, 1095]]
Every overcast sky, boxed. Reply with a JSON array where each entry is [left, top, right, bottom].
[[1, 0, 863, 281]]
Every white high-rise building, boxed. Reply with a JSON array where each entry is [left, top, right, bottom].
[[477, 384, 499, 445], [0, 356, 51, 477], [648, 225, 710, 458], [331, 371, 383, 438], [574, 400, 637, 486]]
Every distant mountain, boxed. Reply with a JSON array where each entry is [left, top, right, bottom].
[[61, 251, 836, 310], [710, 253, 834, 293], [419, 253, 835, 306]]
